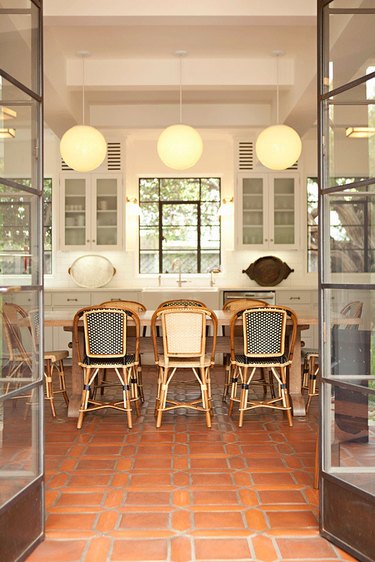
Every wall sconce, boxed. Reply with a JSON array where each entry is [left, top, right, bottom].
[[0, 128, 16, 138], [218, 197, 234, 216], [0, 107, 17, 120], [345, 127, 375, 138], [126, 197, 141, 215]]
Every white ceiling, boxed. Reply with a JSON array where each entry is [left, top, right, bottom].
[[42, 0, 374, 140]]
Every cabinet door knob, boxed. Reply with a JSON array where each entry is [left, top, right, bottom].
[[264, 238, 268, 242], [86, 240, 90, 243], [270, 239, 274, 242]]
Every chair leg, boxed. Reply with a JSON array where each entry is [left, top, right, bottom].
[[156, 368, 168, 428], [44, 359, 56, 418], [222, 353, 230, 401], [228, 364, 241, 416], [100, 368, 107, 396], [77, 368, 92, 429], [57, 359, 69, 406], [200, 367, 211, 428], [280, 367, 293, 427], [238, 367, 249, 428], [121, 367, 133, 429]]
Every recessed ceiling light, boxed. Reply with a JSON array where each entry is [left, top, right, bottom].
[[0, 107, 17, 120], [0, 128, 16, 138], [345, 127, 375, 138]]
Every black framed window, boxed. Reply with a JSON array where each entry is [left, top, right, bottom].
[[0, 178, 52, 275], [139, 177, 221, 274], [307, 177, 373, 273]]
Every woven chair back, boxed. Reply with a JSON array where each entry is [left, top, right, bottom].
[[163, 310, 206, 356], [83, 308, 127, 358], [2, 302, 30, 360], [99, 300, 146, 313], [158, 299, 206, 309], [242, 307, 287, 358], [222, 298, 268, 313]]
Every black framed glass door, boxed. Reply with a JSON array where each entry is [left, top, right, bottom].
[[318, 2, 375, 560], [0, 1, 44, 560]]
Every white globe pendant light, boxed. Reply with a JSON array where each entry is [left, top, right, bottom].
[[157, 51, 203, 170], [256, 51, 302, 171], [60, 52, 107, 173]]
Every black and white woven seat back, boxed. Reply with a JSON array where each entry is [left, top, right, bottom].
[[83, 309, 126, 357], [243, 309, 286, 357]]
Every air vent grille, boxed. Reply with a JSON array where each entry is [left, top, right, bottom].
[[61, 158, 73, 171], [107, 142, 121, 171], [287, 160, 299, 170], [238, 141, 254, 171], [60, 141, 122, 172]]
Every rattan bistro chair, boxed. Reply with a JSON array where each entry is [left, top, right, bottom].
[[73, 305, 141, 429], [157, 299, 206, 309], [99, 300, 146, 400], [29, 309, 69, 417], [1, 303, 69, 417], [302, 300, 363, 412], [222, 298, 269, 400], [151, 306, 217, 428], [228, 306, 297, 427]]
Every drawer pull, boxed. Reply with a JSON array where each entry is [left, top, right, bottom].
[[67, 298, 78, 302], [289, 297, 301, 300]]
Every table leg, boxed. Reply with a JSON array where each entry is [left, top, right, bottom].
[[288, 327, 306, 416]]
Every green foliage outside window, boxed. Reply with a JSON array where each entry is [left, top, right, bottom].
[[139, 177, 221, 274], [307, 177, 374, 273], [0, 178, 52, 275]]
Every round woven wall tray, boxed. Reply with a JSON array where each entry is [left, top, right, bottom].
[[68, 255, 116, 288], [242, 256, 294, 286]]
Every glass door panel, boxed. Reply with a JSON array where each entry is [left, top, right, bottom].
[[273, 177, 295, 245], [241, 177, 264, 245], [64, 178, 87, 247], [96, 177, 118, 246], [319, 3, 375, 558]]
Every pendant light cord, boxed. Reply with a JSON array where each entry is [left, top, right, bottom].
[[82, 55, 85, 125], [276, 53, 279, 124], [179, 54, 183, 124]]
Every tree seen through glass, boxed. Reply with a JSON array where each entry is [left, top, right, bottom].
[[139, 178, 221, 274]]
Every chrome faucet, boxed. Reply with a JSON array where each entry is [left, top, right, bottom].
[[172, 258, 188, 287], [209, 266, 221, 287]]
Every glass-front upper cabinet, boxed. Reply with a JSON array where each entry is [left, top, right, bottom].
[[237, 173, 299, 249], [59, 174, 122, 250]]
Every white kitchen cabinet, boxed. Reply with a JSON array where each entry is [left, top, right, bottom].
[[276, 290, 318, 348], [60, 173, 122, 250], [237, 173, 300, 249], [49, 291, 91, 358]]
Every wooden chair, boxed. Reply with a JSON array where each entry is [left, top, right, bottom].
[[303, 300, 363, 412], [228, 306, 297, 427], [157, 298, 206, 309], [99, 300, 146, 401], [151, 305, 217, 428], [221, 298, 270, 401], [73, 305, 141, 429], [29, 309, 69, 417], [1, 303, 69, 417]]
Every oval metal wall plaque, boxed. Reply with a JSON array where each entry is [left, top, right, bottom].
[[242, 256, 294, 286]]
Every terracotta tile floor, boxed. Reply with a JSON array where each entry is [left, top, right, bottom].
[[27, 366, 358, 562]]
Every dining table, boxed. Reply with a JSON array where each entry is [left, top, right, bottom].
[[44, 308, 319, 419]]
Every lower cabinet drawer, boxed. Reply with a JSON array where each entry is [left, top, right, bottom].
[[51, 292, 91, 307]]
